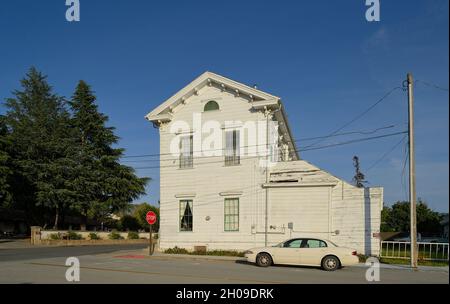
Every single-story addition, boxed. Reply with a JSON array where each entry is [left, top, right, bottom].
[[145, 72, 383, 256]]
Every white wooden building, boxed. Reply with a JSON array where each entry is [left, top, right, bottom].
[[146, 72, 383, 256]]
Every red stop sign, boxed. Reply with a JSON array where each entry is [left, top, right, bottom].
[[146, 211, 157, 225]]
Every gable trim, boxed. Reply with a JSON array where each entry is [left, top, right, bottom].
[[145, 71, 280, 120]]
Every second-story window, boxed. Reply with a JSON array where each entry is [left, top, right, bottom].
[[179, 135, 193, 169], [225, 129, 240, 166]]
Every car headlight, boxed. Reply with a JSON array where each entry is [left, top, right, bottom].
[[244, 250, 253, 254]]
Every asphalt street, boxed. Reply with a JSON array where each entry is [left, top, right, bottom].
[[0, 241, 147, 262], [0, 242, 448, 284]]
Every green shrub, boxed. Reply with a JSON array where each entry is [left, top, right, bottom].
[[164, 246, 189, 254], [164, 247, 245, 257], [204, 250, 245, 257], [108, 231, 124, 240], [127, 231, 139, 239], [357, 254, 368, 263], [119, 215, 141, 231], [49, 233, 62, 240], [67, 231, 83, 240], [89, 232, 101, 240]]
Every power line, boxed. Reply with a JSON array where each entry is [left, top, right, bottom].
[[297, 125, 396, 142], [416, 79, 449, 92], [298, 131, 407, 152], [366, 135, 408, 172], [131, 130, 407, 170], [302, 86, 402, 149], [121, 124, 398, 161]]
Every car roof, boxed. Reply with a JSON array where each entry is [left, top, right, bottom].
[[286, 237, 328, 241]]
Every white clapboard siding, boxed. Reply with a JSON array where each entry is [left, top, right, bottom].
[[267, 187, 331, 244], [158, 85, 269, 251], [153, 80, 383, 255]]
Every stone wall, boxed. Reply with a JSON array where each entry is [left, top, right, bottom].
[[30, 226, 158, 247]]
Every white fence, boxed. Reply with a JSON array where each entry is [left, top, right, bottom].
[[380, 241, 449, 261]]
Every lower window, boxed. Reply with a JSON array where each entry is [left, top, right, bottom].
[[224, 198, 239, 231], [180, 200, 193, 231]]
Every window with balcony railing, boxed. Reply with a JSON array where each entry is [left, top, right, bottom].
[[179, 135, 193, 169], [224, 129, 240, 166]]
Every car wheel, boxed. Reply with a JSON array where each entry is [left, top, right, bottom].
[[256, 253, 272, 267], [322, 255, 340, 271]]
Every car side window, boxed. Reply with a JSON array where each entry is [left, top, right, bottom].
[[283, 239, 302, 248], [306, 239, 327, 248]]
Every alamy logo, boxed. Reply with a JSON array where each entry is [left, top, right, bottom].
[[365, 0, 380, 22], [66, 0, 80, 22], [365, 257, 380, 282], [65, 257, 80, 282], [168, 113, 282, 168]]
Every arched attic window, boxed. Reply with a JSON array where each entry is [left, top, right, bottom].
[[204, 100, 219, 112]]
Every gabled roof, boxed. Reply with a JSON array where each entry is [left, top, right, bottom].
[[145, 71, 280, 120], [145, 71, 299, 160]]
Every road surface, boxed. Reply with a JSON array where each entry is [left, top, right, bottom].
[[0, 242, 448, 284]]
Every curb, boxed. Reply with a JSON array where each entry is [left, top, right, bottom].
[[156, 254, 247, 262], [353, 263, 449, 272], [139, 249, 247, 262], [138, 251, 449, 271]]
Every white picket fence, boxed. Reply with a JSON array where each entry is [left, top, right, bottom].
[[380, 241, 449, 261]]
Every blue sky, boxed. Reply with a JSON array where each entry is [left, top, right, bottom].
[[0, 1, 448, 211]]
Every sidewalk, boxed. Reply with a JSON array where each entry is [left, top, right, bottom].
[[114, 248, 247, 262], [150, 251, 247, 262], [0, 238, 33, 249], [352, 262, 449, 272]]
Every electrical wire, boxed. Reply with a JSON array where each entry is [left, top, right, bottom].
[[366, 135, 408, 172], [417, 80, 449, 92], [302, 86, 402, 149], [297, 125, 396, 142], [121, 124, 398, 160], [131, 130, 408, 170]]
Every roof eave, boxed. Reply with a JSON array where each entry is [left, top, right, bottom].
[[146, 71, 281, 118]]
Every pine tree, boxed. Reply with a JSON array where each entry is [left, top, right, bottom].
[[69, 80, 148, 229], [0, 115, 13, 206], [3, 67, 77, 228]]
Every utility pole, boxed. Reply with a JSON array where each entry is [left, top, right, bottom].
[[407, 73, 418, 269]]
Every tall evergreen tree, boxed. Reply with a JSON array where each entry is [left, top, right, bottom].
[[3, 68, 76, 228], [0, 115, 13, 206], [69, 80, 148, 229]]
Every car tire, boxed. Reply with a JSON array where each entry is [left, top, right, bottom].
[[256, 253, 272, 267], [321, 255, 340, 271]]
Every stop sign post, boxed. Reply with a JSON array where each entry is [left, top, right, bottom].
[[146, 211, 157, 255]]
